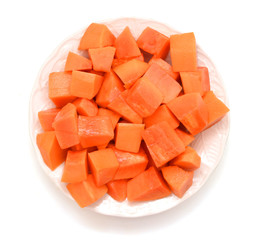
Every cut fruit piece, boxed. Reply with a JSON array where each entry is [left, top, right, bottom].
[[137, 27, 170, 59], [113, 59, 148, 89], [115, 123, 145, 153], [112, 146, 148, 180], [72, 98, 98, 116], [144, 104, 179, 129], [127, 167, 171, 201], [70, 71, 103, 99], [88, 148, 119, 186], [78, 115, 114, 148], [64, 52, 92, 71], [198, 67, 210, 93], [142, 121, 185, 167], [144, 63, 182, 103], [125, 77, 163, 118], [175, 128, 195, 146], [38, 108, 60, 131], [180, 71, 203, 96], [36, 131, 67, 171], [170, 32, 197, 72], [167, 93, 208, 135], [97, 108, 121, 129], [107, 179, 128, 202], [79, 23, 115, 50], [161, 166, 193, 198], [67, 174, 108, 208], [52, 103, 79, 149], [88, 46, 116, 72], [61, 149, 88, 183], [48, 72, 76, 108]]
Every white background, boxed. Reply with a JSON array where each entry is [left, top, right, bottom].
[[0, 0, 255, 239]]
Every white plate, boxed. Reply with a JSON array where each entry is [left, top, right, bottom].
[[29, 18, 230, 217]]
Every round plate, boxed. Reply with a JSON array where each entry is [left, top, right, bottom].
[[29, 18, 230, 217]]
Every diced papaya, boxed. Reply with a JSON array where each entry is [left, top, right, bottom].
[[127, 167, 171, 201], [142, 121, 185, 167], [52, 103, 79, 149], [96, 70, 125, 108], [170, 32, 197, 72], [72, 98, 98, 116], [167, 93, 209, 135], [88, 46, 116, 72], [161, 166, 193, 198], [38, 108, 60, 131], [125, 77, 163, 118], [203, 91, 229, 128], [107, 93, 143, 124], [115, 27, 141, 59], [137, 27, 170, 59], [70, 71, 103, 99], [79, 23, 115, 50], [107, 179, 128, 202], [144, 63, 182, 103], [115, 123, 145, 153], [61, 149, 88, 183], [112, 54, 144, 68], [180, 71, 204, 96], [175, 128, 195, 146], [67, 174, 108, 208], [97, 108, 121, 129], [64, 52, 92, 72], [113, 59, 149, 88], [198, 66, 210, 93], [78, 115, 114, 148], [88, 148, 119, 186], [148, 57, 180, 80], [143, 104, 179, 129], [36, 131, 67, 171], [111, 146, 148, 180], [48, 72, 76, 108], [170, 146, 201, 171]]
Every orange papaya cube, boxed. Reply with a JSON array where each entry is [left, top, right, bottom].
[[198, 66, 210, 93], [72, 98, 98, 116], [107, 179, 128, 202], [70, 71, 103, 99], [67, 174, 108, 208], [203, 91, 229, 128], [61, 149, 88, 183], [95, 70, 125, 108], [115, 123, 145, 153], [78, 115, 114, 148], [143, 104, 179, 129], [127, 166, 171, 201], [180, 71, 203, 96], [97, 108, 121, 129], [113, 59, 149, 89], [170, 146, 201, 171], [161, 166, 193, 198], [142, 121, 185, 167], [148, 57, 180, 80], [112, 53, 144, 68], [88, 148, 119, 186], [88, 46, 116, 72], [112, 146, 148, 180], [78, 23, 115, 50], [144, 63, 182, 103], [107, 93, 143, 124], [167, 93, 208, 135], [38, 108, 60, 131], [48, 72, 76, 108], [175, 128, 195, 146], [64, 52, 92, 72], [170, 32, 197, 72], [36, 131, 67, 171], [115, 26, 141, 59], [52, 103, 79, 149], [125, 77, 163, 118], [137, 27, 170, 59]]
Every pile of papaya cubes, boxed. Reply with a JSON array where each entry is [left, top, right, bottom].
[[36, 23, 229, 208]]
